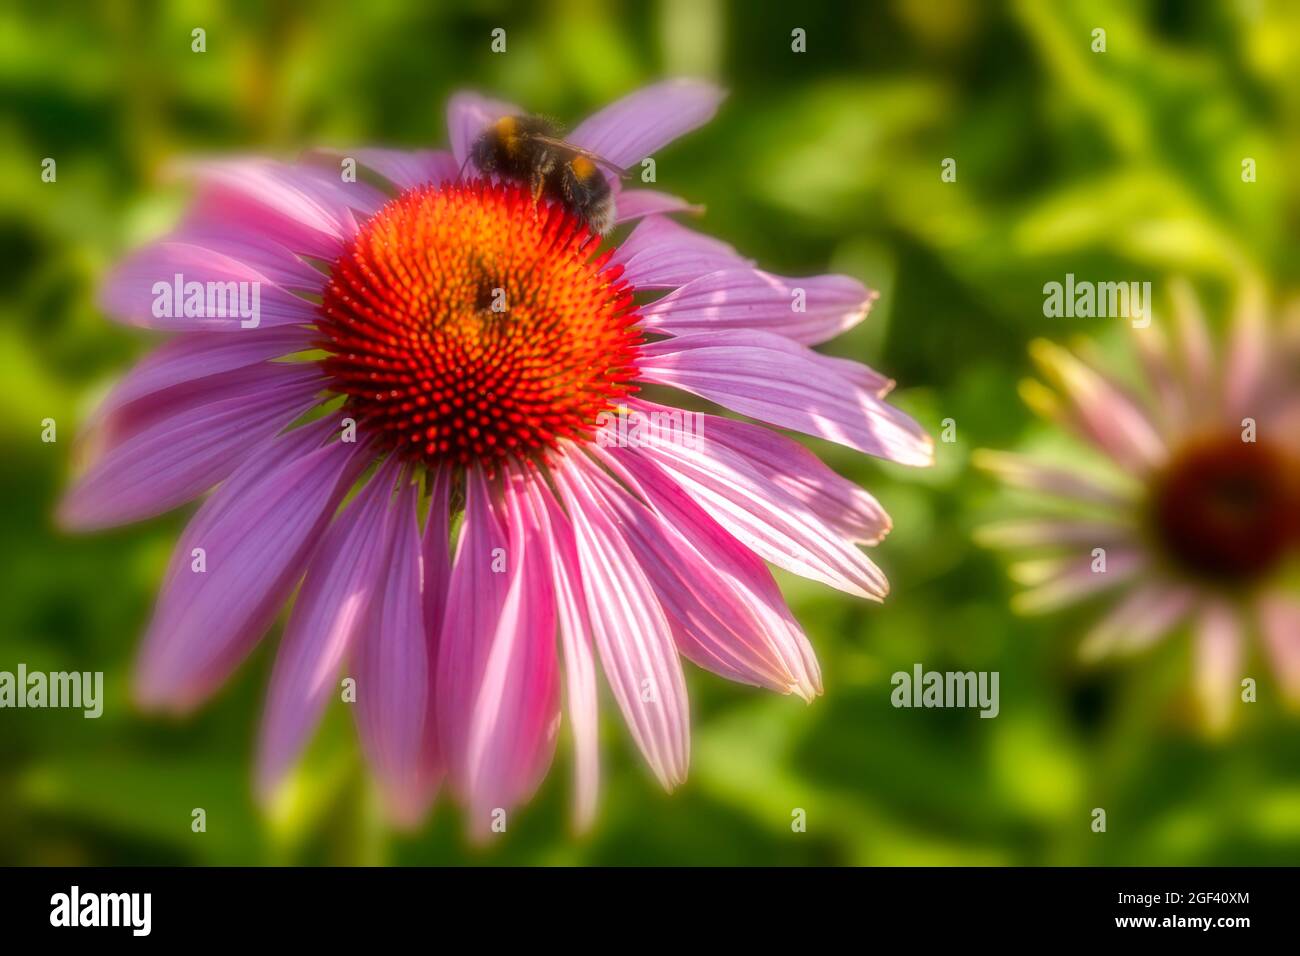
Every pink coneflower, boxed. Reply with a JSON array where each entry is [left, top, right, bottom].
[[61, 81, 933, 833], [977, 280, 1300, 732]]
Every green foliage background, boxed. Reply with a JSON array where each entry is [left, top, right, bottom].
[[2, 0, 1298, 865]]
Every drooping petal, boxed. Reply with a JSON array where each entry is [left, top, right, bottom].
[[1078, 582, 1195, 660], [436, 468, 511, 799], [60, 365, 325, 530], [638, 330, 930, 465], [638, 269, 877, 346], [354, 474, 435, 826], [458, 467, 560, 836], [521, 477, 600, 831], [554, 451, 690, 790], [598, 444, 822, 699], [422, 467, 453, 645], [1194, 599, 1242, 734], [1259, 593, 1300, 702], [569, 79, 725, 169], [255, 459, 402, 800], [621, 399, 888, 599], [447, 92, 524, 169], [691, 406, 892, 544], [167, 416, 339, 541], [134, 433, 368, 712], [414, 465, 454, 810]]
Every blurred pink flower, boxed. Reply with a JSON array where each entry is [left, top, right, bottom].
[[978, 281, 1300, 732], [61, 81, 933, 833]]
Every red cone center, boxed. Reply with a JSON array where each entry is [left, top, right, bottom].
[[317, 181, 641, 468]]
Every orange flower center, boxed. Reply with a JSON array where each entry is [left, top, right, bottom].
[[317, 181, 641, 468]]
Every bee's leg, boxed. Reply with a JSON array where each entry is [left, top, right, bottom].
[[530, 152, 555, 204]]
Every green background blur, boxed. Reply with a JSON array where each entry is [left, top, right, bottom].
[[2, 0, 1299, 865]]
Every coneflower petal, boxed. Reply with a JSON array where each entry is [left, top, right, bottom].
[[1224, 284, 1268, 419], [446, 92, 524, 169], [1259, 594, 1300, 703], [306, 147, 460, 194], [354, 475, 434, 826], [569, 79, 725, 170], [60, 366, 325, 530], [1009, 549, 1145, 615], [1128, 320, 1186, 431], [86, 326, 314, 437], [610, 215, 750, 289], [555, 452, 690, 791], [522, 479, 601, 832], [639, 330, 929, 464], [974, 518, 1129, 550], [1029, 339, 1166, 473], [1194, 600, 1241, 734], [414, 465, 454, 813], [639, 269, 877, 347], [1079, 582, 1195, 661], [437, 468, 512, 800], [623, 399, 889, 599], [612, 189, 702, 224], [180, 158, 386, 258], [600, 445, 822, 699], [693, 407, 893, 545], [256, 458, 402, 802], [175, 193, 332, 290], [99, 241, 325, 331], [1170, 278, 1217, 413], [460, 468, 560, 836], [971, 450, 1136, 507], [134, 431, 368, 712]]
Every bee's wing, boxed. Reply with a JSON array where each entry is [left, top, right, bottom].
[[523, 134, 631, 179]]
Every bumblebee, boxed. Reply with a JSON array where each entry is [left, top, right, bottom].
[[468, 115, 625, 235]]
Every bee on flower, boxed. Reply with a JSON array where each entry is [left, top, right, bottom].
[[61, 81, 933, 834]]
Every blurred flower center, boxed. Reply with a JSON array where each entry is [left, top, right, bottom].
[[316, 181, 641, 468], [1148, 432, 1299, 585]]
